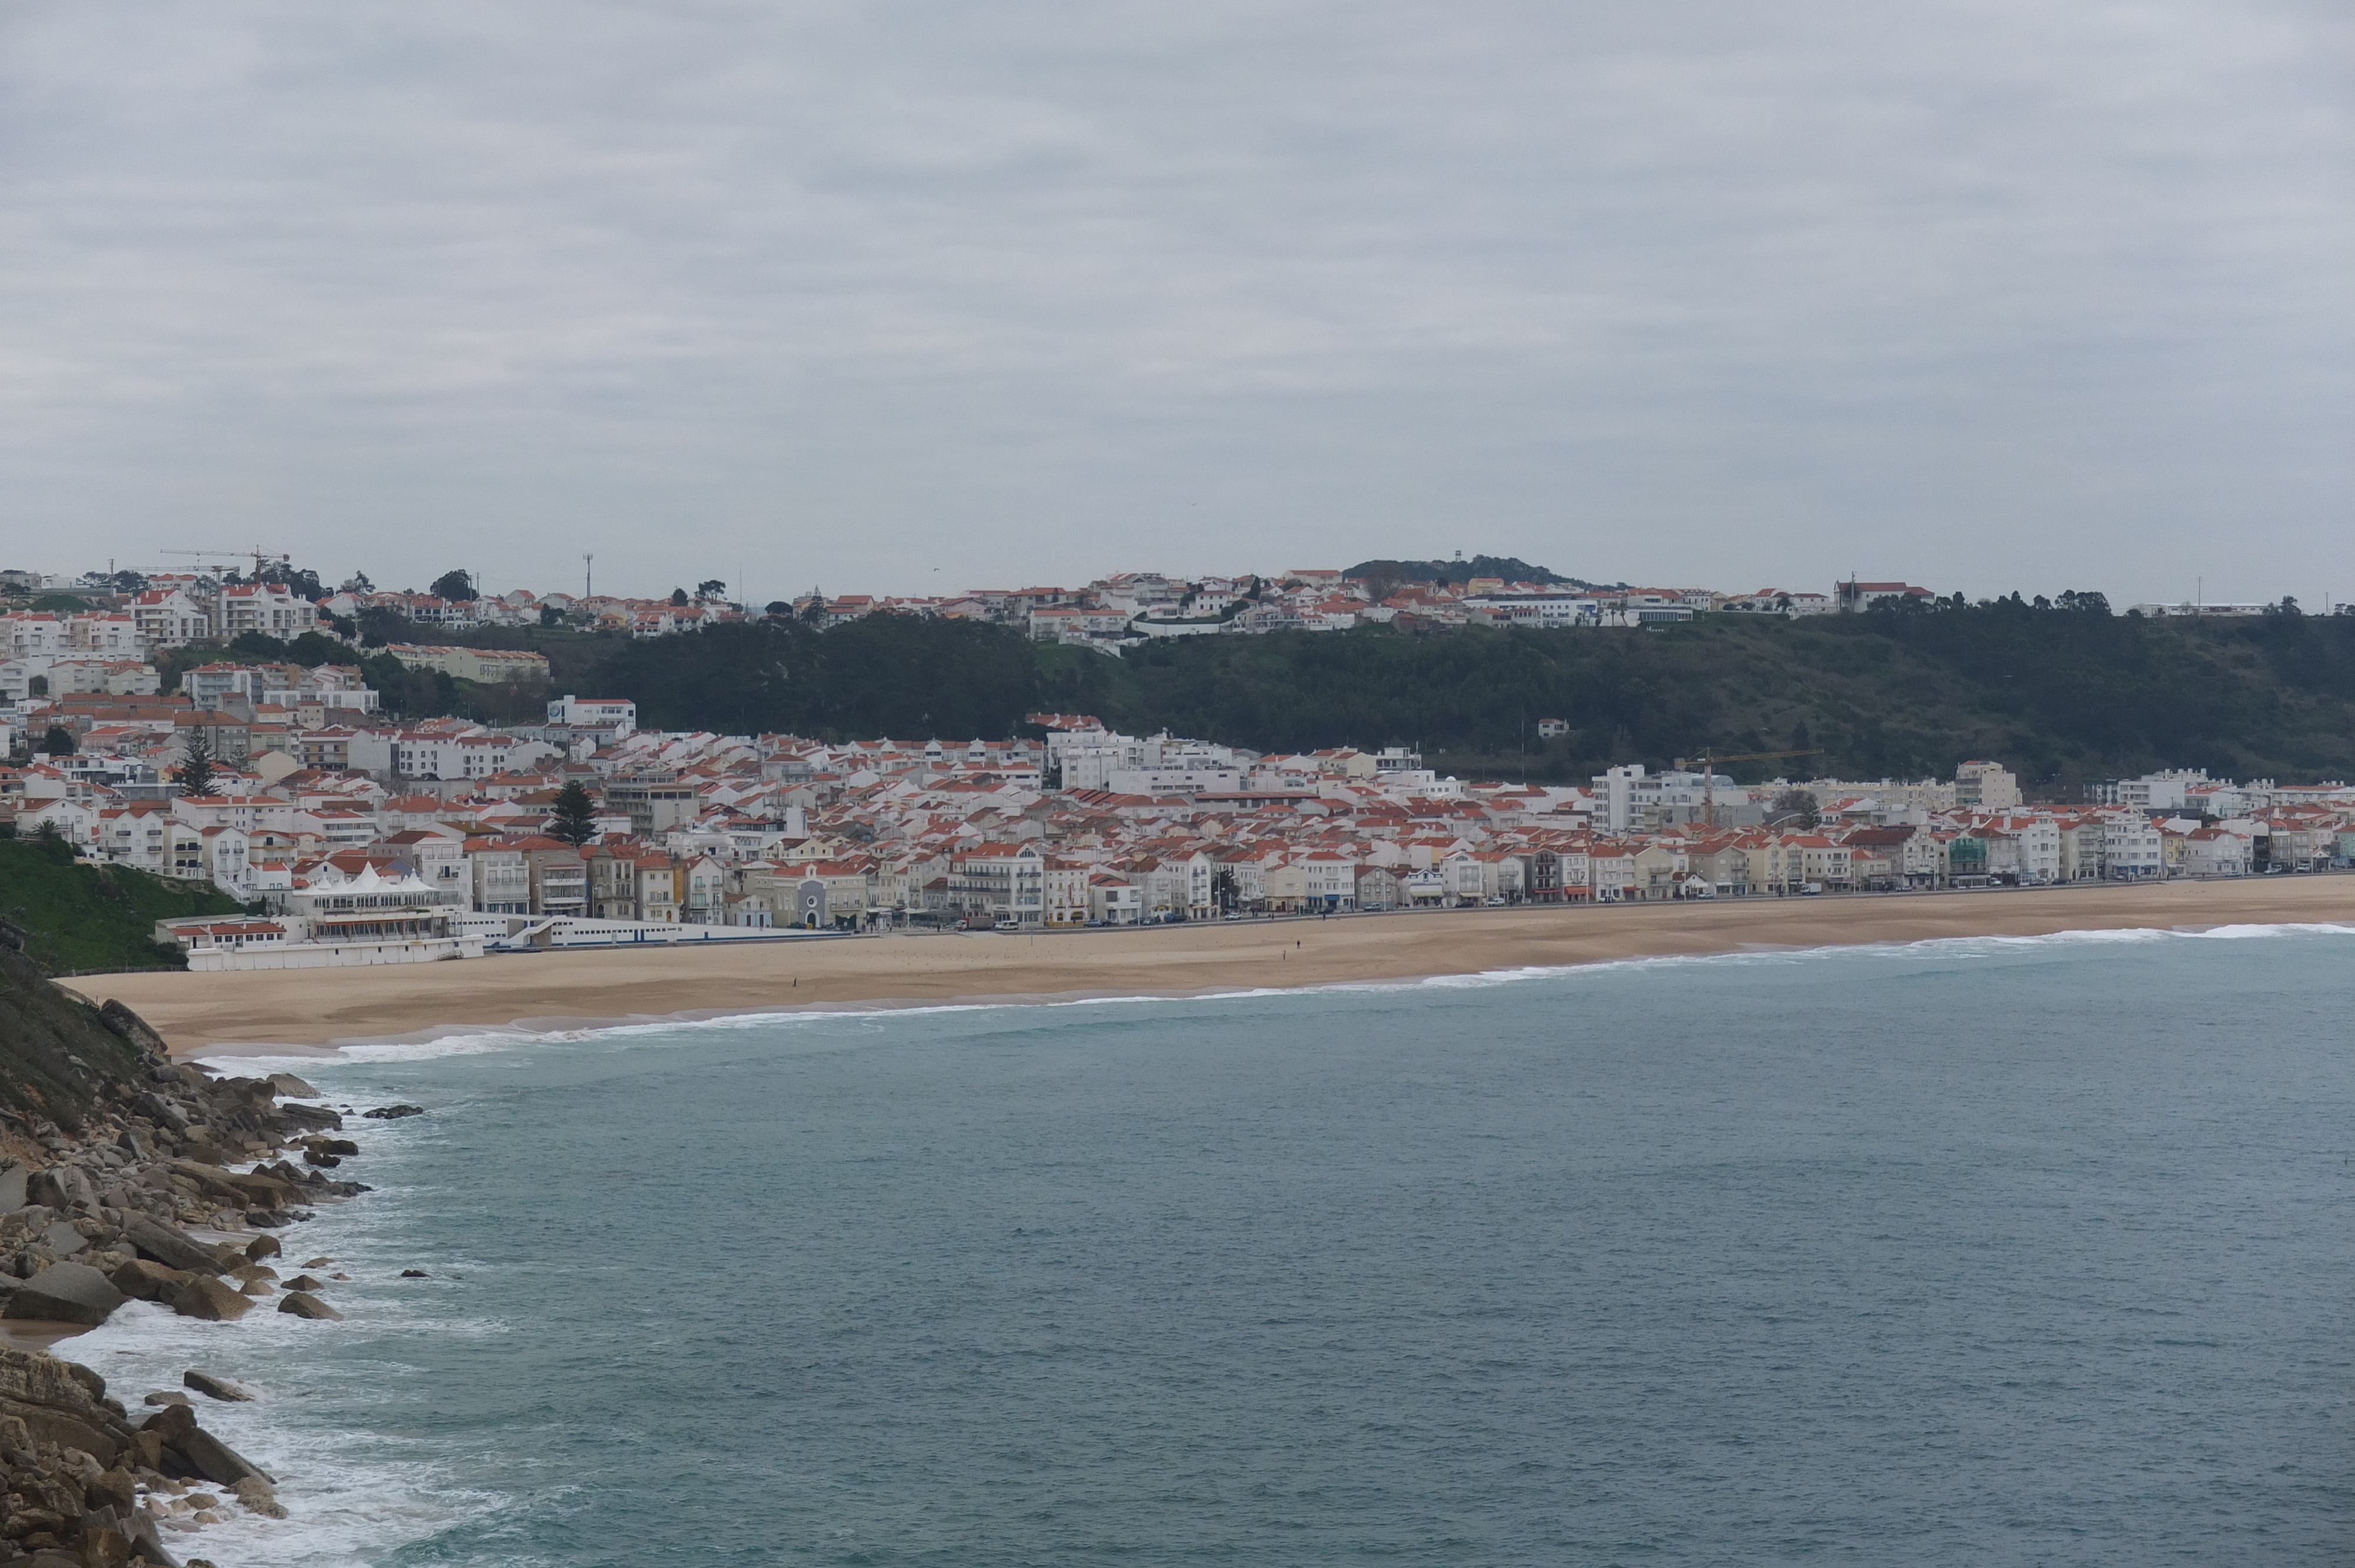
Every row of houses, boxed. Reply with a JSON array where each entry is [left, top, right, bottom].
[[16, 692, 2355, 978]]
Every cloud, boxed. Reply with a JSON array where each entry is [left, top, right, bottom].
[[1, 0, 2349, 603]]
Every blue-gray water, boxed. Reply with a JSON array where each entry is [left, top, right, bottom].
[[85, 926, 2355, 1564]]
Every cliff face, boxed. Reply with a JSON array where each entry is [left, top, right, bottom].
[[0, 940, 154, 1133]]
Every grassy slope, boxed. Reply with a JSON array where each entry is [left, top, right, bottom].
[[0, 838, 245, 973]]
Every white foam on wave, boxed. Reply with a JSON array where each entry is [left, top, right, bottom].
[[71, 1194, 517, 1567], [198, 916, 2355, 1074], [146, 909, 2355, 1562]]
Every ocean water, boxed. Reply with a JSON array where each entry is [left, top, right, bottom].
[[75, 925, 2355, 1566]]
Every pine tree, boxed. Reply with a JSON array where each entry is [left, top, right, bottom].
[[549, 780, 599, 846], [174, 729, 217, 799]]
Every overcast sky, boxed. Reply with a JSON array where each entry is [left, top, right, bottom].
[[3, 0, 2350, 605]]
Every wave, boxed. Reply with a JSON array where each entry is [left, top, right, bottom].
[[194, 916, 2355, 1077], [68, 1191, 513, 1568]]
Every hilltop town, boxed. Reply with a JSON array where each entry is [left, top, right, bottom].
[[2, 554, 2346, 972]]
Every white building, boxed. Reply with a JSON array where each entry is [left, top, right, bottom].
[[548, 695, 637, 736]]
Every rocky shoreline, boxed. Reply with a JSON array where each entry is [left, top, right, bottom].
[[0, 995, 382, 1568]]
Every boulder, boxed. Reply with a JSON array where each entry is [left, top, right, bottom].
[[283, 1275, 324, 1291], [91, 1464, 138, 1513], [161, 1163, 246, 1207], [233, 1474, 287, 1519], [363, 1104, 424, 1119], [122, 1219, 227, 1277], [27, 1167, 96, 1211], [242, 1235, 280, 1263], [303, 1150, 341, 1168], [265, 1072, 320, 1098], [143, 1390, 193, 1407], [169, 1277, 252, 1323], [0, 1160, 27, 1210], [174, 1426, 271, 1488], [276, 1291, 342, 1321], [77, 1523, 135, 1567], [3, 1263, 124, 1326], [0, 1344, 128, 1463], [41, 1220, 88, 1257], [111, 1260, 193, 1305], [133, 1093, 191, 1134], [97, 996, 171, 1056], [141, 1400, 196, 1444], [275, 1101, 343, 1132], [181, 1372, 251, 1404], [222, 1171, 300, 1208]]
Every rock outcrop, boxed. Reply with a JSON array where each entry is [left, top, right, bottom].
[[0, 948, 387, 1562]]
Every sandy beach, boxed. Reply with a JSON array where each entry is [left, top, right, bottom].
[[64, 876, 2355, 1055]]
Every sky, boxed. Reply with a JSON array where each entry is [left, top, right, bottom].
[[2, 0, 2350, 606]]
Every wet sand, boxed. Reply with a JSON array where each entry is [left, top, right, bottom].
[[67, 877, 2355, 1055]]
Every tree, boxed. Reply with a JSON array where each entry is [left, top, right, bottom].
[[40, 726, 75, 757], [260, 562, 327, 600], [696, 579, 727, 602], [25, 676, 45, 697], [341, 572, 375, 593], [430, 569, 476, 602], [549, 780, 599, 846], [669, 587, 690, 607], [357, 604, 415, 647], [1769, 789, 1820, 828], [174, 729, 217, 799], [540, 605, 568, 627]]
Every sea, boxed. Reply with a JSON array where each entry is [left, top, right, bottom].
[[70, 924, 2355, 1566]]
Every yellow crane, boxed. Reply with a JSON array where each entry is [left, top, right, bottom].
[[1671, 748, 1826, 829]]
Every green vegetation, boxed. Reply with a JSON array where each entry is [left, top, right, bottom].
[[549, 780, 598, 846], [539, 600, 2355, 795], [172, 730, 215, 799], [0, 836, 246, 973], [150, 592, 2355, 795], [591, 613, 1039, 739], [0, 944, 154, 1130], [1342, 555, 1592, 589]]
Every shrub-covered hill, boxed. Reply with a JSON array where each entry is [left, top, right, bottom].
[[0, 836, 245, 974], [1047, 600, 2355, 790], [364, 598, 2355, 796]]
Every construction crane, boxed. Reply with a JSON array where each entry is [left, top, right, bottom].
[[1671, 747, 1826, 829], [161, 547, 288, 582]]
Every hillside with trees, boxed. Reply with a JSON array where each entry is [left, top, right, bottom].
[[161, 592, 2355, 795], [518, 597, 2355, 795]]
